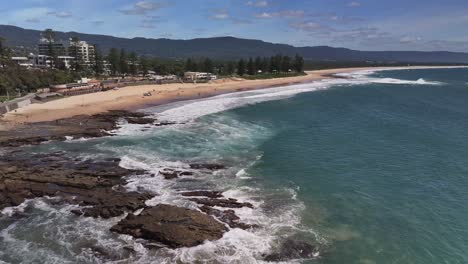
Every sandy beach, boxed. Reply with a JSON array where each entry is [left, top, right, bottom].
[[0, 66, 460, 128]]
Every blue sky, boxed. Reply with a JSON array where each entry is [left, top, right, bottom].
[[1, 0, 468, 52]]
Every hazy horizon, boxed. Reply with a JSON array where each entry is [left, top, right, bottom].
[[1, 0, 467, 52]]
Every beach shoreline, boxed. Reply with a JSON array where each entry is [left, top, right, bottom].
[[0, 65, 464, 129]]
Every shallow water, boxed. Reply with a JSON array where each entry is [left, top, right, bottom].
[[1, 68, 468, 263]]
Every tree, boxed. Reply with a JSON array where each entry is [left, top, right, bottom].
[[0, 37, 4, 56], [185, 58, 198, 72], [281, 56, 291, 72], [226, 61, 235, 75], [139, 56, 149, 75], [128, 52, 138, 75], [254, 57, 262, 73], [293, 54, 305, 72], [120, 49, 128, 74], [0, 37, 11, 68], [93, 45, 104, 75], [42, 29, 56, 42], [237, 59, 246, 76], [202, 58, 214, 73], [108, 48, 120, 75], [262, 57, 269, 73], [247, 57, 255, 75], [270, 54, 282, 73]]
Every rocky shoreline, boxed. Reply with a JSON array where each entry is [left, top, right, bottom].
[[0, 110, 318, 262]]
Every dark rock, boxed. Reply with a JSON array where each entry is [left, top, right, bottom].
[[0, 152, 151, 218], [110, 204, 227, 248], [189, 163, 226, 170], [181, 191, 223, 198], [159, 169, 193, 180], [189, 198, 254, 209], [0, 110, 161, 148], [199, 205, 257, 230], [159, 169, 179, 180], [126, 117, 156, 125], [264, 240, 319, 262], [154, 121, 177, 126]]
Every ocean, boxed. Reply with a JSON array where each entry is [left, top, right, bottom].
[[1, 67, 468, 263]]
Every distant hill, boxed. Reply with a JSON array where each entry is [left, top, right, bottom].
[[2, 24, 468, 63]]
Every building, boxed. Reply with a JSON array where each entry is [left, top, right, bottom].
[[11, 57, 33, 67], [50, 79, 101, 96], [38, 38, 68, 56], [29, 54, 75, 69], [184, 72, 217, 81], [68, 40, 95, 66], [31, 55, 50, 67], [57, 56, 75, 69]]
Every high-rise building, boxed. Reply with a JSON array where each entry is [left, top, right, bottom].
[[37, 38, 67, 56], [68, 40, 95, 65]]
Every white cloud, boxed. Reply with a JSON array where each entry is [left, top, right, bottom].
[[255, 12, 273, 19], [348, 1, 361, 7], [55, 11, 73, 18], [246, 1, 268, 7], [120, 1, 166, 15], [211, 9, 230, 20], [400, 36, 422, 44], [91, 20, 104, 26], [289, 21, 326, 32], [25, 18, 40, 23], [254, 10, 304, 19]]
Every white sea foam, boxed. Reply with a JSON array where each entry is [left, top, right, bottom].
[[143, 79, 348, 124], [139, 67, 457, 125], [4, 66, 459, 263]]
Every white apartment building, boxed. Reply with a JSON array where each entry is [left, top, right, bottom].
[[68, 40, 95, 65]]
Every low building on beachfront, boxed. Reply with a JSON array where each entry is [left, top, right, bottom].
[[184, 72, 217, 81], [50, 78, 101, 96], [149, 74, 178, 81]]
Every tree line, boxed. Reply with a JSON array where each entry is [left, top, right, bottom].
[[0, 37, 75, 97], [105, 50, 305, 77]]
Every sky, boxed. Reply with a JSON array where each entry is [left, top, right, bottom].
[[1, 0, 468, 52]]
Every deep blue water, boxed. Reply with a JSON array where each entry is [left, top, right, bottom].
[[1, 68, 468, 263], [233, 68, 468, 263]]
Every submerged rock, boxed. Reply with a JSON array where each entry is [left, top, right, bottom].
[[159, 169, 193, 180], [264, 240, 319, 262], [110, 204, 228, 248], [189, 197, 254, 209], [189, 163, 226, 170], [199, 205, 256, 230], [180, 190, 223, 198]]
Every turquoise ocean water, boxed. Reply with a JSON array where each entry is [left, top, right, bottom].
[[1, 68, 468, 263]]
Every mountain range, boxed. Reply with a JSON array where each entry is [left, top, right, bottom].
[[1, 25, 468, 64]]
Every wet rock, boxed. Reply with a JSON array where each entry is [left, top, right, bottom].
[[159, 169, 179, 179], [264, 240, 319, 262], [181, 191, 223, 198], [189, 198, 254, 209], [0, 110, 162, 148], [189, 163, 226, 170], [159, 169, 193, 180], [199, 205, 256, 230], [110, 204, 227, 248], [5, 166, 18, 174], [154, 121, 177, 126], [0, 152, 151, 218]]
